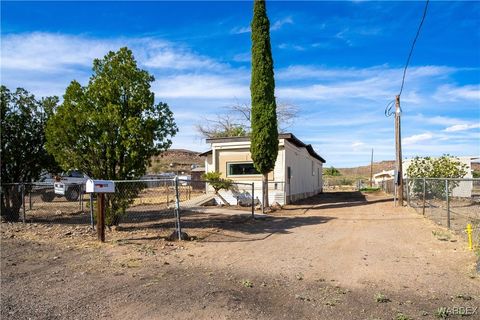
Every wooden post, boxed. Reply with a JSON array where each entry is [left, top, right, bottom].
[[395, 95, 404, 206], [89, 194, 94, 229], [97, 193, 105, 242]]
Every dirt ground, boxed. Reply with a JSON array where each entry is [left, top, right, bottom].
[[1, 191, 479, 320]]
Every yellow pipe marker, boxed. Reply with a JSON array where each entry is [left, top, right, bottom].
[[466, 224, 473, 251]]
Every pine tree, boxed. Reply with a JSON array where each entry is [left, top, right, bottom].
[[250, 0, 278, 209]]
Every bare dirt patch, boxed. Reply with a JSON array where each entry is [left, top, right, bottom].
[[2, 191, 479, 319]]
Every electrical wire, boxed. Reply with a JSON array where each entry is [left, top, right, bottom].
[[384, 100, 396, 117], [385, 0, 429, 117], [398, 0, 430, 97]]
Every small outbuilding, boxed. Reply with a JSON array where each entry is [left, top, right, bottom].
[[201, 133, 326, 205]]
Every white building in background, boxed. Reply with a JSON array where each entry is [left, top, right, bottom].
[[200, 133, 326, 205], [403, 156, 479, 198], [372, 170, 395, 185]]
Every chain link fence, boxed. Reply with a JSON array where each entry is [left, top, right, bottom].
[[1, 177, 259, 240], [405, 178, 480, 249]]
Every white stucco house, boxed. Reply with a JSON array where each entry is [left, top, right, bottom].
[[200, 133, 326, 205]]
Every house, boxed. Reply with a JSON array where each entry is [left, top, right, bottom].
[[200, 133, 326, 205], [373, 170, 395, 185]]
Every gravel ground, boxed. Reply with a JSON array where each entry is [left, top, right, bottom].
[[1, 191, 479, 319]]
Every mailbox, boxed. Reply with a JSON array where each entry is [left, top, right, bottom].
[[54, 182, 65, 195], [85, 179, 115, 193]]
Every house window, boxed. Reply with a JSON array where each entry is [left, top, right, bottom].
[[227, 162, 260, 176]]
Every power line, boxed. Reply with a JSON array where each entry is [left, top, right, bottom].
[[384, 99, 396, 117], [385, 0, 429, 118], [398, 0, 430, 97]]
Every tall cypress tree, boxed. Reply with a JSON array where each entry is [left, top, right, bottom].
[[250, 0, 278, 208]]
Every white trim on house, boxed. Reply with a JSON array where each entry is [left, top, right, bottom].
[[202, 133, 325, 205]]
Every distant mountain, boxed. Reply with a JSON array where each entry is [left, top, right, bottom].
[[338, 159, 479, 178], [337, 161, 395, 178], [149, 149, 205, 174]]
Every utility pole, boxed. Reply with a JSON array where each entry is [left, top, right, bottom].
[[369, 148, 374, 187], [395, 95, 404, 206]]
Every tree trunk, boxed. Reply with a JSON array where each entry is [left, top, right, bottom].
[[263, 172, 269, 210], [1, 185, 22, 222]]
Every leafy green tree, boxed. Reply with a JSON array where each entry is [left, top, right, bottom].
[[1, 86, 59, 221], [323, 166, 341, 176], [250, 0, 278, 208], [406, 155, 468, 198], [45, 47, 178, 225], [202, 171, 233, 205]]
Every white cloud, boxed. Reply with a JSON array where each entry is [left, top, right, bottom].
[[153, 74, 249, 99], [444, 123, 480, 132], [278, 43, 305, 51], [406, 114, 470, 126], [1, 31, 478, 166], [271, 16, 294, 31], [232, 52, 251, 62], [1, 32, 114, 72], [403, 133, 433, 145], [276, 64, 456, 81], [351, 141, 366, 151], [434, 84, 480, 102], [143, 48, 225, 71], [230, 26, 250, 34], [0, 32, 228, 73]]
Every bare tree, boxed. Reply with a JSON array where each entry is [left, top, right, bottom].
[[196, 102, 298, 139]]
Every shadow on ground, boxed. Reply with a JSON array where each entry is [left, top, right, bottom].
[[118, 211, 335, 242], [281, 191, 393, 212]]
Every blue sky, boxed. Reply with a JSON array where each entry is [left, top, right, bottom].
[[1, 1, 479, 167]]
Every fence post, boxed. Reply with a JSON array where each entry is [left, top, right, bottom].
[[22, 184, 26, 223], [406, 178, 410, 207], [445, 179, 450, 229], [251, 182, 255, 219], [422, 178, 426, 216], [29, 186, 33, 210], [89, 194, 94, 229], [174, 177, 182, 240], [80, 185, 84, 212], [166, 185, 169, 204]]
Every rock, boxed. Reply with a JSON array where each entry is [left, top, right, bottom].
[[271, 202, 282, 210], [166, 231, 191, 241]]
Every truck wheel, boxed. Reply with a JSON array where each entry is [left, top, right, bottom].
[[65, 186, 80, 201], [41, 191, 55, 202]]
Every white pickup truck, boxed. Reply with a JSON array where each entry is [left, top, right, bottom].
[[39, 170, 90, 202]]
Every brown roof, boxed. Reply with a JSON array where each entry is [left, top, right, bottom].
[[205, 133, 326, 163]]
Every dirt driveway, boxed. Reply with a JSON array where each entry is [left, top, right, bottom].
[[1, 191, 479, 320]]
